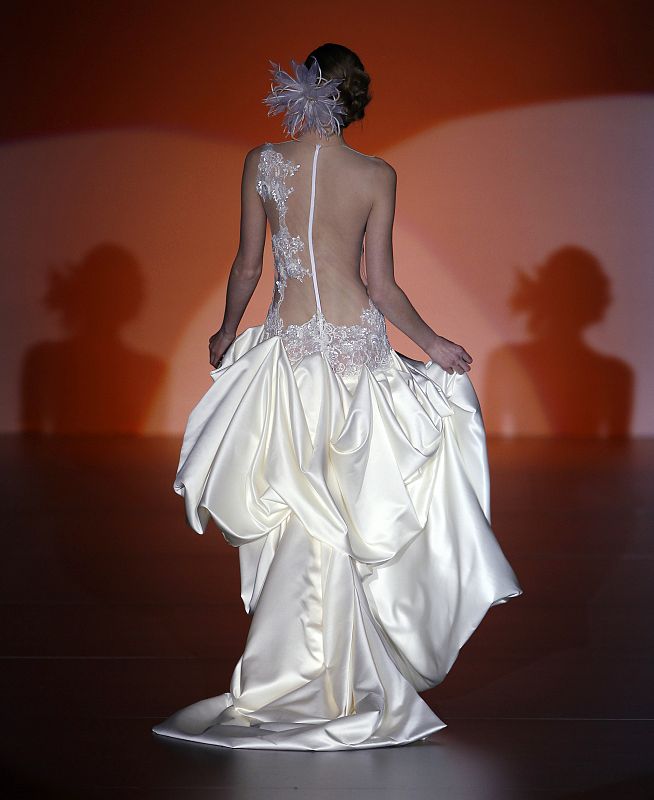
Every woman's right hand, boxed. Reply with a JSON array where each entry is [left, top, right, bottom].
[[427, 334, 473, 375], [209, 327, 236, 370]]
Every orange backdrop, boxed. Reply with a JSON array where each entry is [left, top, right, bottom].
[[2, 0, 652, 436]]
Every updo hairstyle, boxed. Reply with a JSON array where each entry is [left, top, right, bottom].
[[304, 43, 372, 129]]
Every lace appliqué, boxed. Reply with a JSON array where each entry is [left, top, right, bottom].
[[256, 145, 312, 295], [263, 297, 393, 378]]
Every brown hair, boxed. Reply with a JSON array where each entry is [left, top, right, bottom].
[[304, 43, 372, 129]]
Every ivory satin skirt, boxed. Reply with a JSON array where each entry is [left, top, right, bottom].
[[152, 325, 524, 750]]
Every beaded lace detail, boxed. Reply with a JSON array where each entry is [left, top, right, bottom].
[[255, 142, 393, 378], [263, 298, 392, 377], [255, 147, 312, 292]]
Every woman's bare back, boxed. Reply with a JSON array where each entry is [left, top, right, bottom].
[[255, 138, 394, 377]]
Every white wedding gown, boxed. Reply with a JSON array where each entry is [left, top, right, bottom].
[[152, 140, 523, 750]]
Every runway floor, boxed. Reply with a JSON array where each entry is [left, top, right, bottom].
[[1, 434, 652, 799]]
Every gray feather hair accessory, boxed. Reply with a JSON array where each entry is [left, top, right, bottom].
[[262, 56, 347, 139]]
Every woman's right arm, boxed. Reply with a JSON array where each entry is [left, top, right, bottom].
[[364, 160, 473, 375]]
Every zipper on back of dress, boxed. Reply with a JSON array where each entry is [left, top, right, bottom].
[[308, 143, 325, 346]]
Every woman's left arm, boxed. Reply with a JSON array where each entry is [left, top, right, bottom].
[[210, 147, 267, 367]]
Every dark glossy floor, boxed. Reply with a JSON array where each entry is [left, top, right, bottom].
[[1, 434, 652, 799]]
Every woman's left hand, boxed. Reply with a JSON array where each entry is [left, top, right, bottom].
[[209, 328, 236, 369]]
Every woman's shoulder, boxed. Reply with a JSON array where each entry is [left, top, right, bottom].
[[343, 145, 393, 170], [246, 142, 274, 160], [365, 153, 396, 185], [341, 147, 396, 183]]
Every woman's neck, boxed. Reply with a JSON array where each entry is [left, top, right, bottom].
[[295, 131, 346, 147]]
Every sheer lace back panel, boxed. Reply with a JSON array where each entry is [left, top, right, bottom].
[[255, 140, 393, 378]]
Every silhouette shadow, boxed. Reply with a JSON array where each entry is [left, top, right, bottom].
[[20, 242, 166, 435], [484, 245, 633, 437], [430, 248, 636, 723]]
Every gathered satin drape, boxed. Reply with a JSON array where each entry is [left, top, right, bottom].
[[152, 325, 523, 750]]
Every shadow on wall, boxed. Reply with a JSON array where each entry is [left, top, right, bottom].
[[484, 245, 634, 437], [20, 242, 166, 434]]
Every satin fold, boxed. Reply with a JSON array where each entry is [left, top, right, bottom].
[[153, 324, 523, 750]]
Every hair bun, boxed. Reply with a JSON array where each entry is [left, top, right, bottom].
[[304, 44, 372, 129], [339, 67, 371, 125]]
